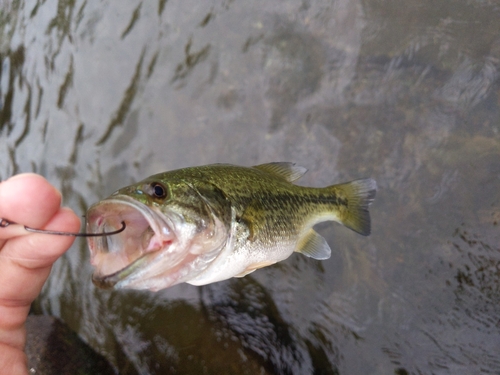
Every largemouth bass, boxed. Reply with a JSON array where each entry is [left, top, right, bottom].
[[86, 163, 376, 291]]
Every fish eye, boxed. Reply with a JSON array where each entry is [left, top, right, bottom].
[[150, 182, 167, 199]]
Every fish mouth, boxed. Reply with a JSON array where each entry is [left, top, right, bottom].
[[86, 195, 176, 289], [91, 252, 152, 289]]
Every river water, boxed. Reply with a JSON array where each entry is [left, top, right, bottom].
[[1, 0, 500, 374]]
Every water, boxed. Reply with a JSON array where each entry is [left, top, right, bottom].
[[1, 0, 500, 374]]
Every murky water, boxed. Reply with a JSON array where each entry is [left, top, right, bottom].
[[1, 0, 500, 374]]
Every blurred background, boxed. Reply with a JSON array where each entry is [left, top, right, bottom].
[[1, 0, 499, 374]]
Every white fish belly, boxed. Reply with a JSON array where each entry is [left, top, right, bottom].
[[187, 238, 297, 286]]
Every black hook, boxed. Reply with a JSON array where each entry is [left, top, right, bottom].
[[0, 218, 126, 237]]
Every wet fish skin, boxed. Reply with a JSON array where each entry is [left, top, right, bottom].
[[87, 162, 376, 291]]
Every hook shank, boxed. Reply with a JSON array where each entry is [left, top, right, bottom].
[[0, 218, 126, 237]]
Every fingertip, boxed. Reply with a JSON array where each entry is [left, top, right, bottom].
[[6, 173, 61, 197], [0, 174, 62, 228], [59, 206, 82, 232], [7, 172, 47, 182]]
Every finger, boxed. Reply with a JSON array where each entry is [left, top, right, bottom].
[[0, 173, 63, 250], [0, 224, 30, 240], [0, 343, 27, 375], [0, 207, 80, 350], [0, 207, 80, 300], [0, 173, 62, 229]]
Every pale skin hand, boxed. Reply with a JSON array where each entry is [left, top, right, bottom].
[[0, 174, 80, 375]]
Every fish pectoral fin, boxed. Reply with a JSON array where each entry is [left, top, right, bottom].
[[234, 260, 277, 277], [295, 229, 332, 260], [239, 202, 270, 242], [236, 215, 254, 242], [253, 162, 307, 183]]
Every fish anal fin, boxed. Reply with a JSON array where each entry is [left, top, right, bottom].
[[234, 260, 277, 277], [296, 229, 331, 260], [253, 162, 307, 182]]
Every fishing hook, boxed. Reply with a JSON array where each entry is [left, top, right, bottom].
[[0, 218, 126, 237]]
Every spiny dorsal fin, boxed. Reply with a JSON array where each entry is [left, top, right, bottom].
[[253, 162, 307, 182], [295, 229, 332, 260]]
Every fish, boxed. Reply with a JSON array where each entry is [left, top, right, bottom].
[[86, 163, 376, 291]]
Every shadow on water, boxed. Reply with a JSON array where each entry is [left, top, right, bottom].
[[1, 0, 500, 374]]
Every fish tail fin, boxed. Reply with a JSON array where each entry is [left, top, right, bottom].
[[330, 178, 377, 236]]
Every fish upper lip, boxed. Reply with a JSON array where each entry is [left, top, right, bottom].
[[87, 194, 176, 285]]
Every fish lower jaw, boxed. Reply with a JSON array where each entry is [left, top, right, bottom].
[[91, 239, 173, 281], [111, 252, 204, 291], [92, 250, 158, 289]]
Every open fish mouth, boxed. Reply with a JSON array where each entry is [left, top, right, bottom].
[[86, 195, 176, 289]]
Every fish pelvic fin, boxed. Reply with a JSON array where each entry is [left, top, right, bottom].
[[234, 260, 277, 277], [332, 178, 377, 236], [296, 228, 332, 260]]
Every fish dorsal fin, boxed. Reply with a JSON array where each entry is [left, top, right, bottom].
[[295, 229, 331, 260], [253, 162, 307, 182]]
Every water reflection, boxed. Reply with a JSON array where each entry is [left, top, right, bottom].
[[202, 279, 308, 374], [263, 20, 326, 132], [1, 0, 500, 373]]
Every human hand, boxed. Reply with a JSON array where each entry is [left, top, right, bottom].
[[0, 174, 80, 375]]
